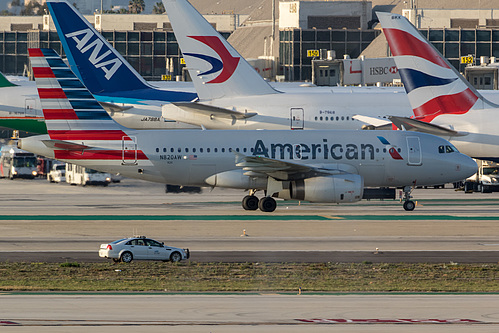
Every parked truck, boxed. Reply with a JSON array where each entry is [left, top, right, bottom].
[[66, 163, 111, 186], [464, 159, 499, 193]]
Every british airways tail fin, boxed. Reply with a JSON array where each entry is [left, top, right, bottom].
[[46, 0, 196, 104], [377, 12, 497, 122], [162, 0, 278, 100]]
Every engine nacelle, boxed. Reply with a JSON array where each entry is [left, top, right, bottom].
[[283, 174, 364, 203], [205, 169, 267, 189]]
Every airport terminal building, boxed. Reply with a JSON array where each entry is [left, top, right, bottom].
[[0, 0, 498, 84]]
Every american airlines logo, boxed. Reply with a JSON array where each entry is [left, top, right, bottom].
[[65, 28, 122, 80]]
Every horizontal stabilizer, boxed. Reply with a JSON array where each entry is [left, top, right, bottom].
[[173, 102, 257, 120], [389, 116, 466, 136], [353, 115, 392, 127], [99, 101, 134, 113], [41, 139, 91, 151]]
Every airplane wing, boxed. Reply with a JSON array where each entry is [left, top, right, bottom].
[[173, 102, 257, 120], [388, 116, 467, 136], [234, 152, 345, 181]]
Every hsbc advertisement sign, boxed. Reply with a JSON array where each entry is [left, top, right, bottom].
[[343, 57, 400, 85]]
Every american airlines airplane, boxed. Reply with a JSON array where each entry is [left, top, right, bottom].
[[18, 48, 476, 211], [378, 12, 499, 162]]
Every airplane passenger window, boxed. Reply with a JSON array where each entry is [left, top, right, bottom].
[[185, 148, 189, 152], [178, 148, 181, 153], [207, 148, 210, 153], [200, 148, 203, 153], [236, 148, 240, 152], [243, 148, 247, 152], [163, 148, 167, 152], [193, 148, 196, 153], [171, 148, 174, 153], [215, 148, 218, 152], [222, 148, 225, 152], [325, 117, 328, 121], [156, 148, 159, 152]]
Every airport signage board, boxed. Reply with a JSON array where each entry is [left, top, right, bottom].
[[461, 56, 474, 64], [342, 57, 400, 85], [307, 49, 320, 57]]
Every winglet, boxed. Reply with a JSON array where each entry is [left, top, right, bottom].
[[0, 72, 17, 87]]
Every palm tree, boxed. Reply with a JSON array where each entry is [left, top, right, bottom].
[[152, 2, 165, 14], [128, 0, 145, 14]]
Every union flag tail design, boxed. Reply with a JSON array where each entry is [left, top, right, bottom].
[[29, 48, 148, 163], [377, 12, 496, 122]]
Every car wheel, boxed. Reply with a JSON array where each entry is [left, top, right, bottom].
[[170, 251, 182, 262], [120, 251, 133, 263]]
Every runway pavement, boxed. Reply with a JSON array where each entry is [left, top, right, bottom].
[[1, 178, 499, 332], [1, 293, 499, 332], [1, 178, 499, 263]]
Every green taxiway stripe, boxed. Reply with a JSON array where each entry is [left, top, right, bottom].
[[0, 215, 499, 221]]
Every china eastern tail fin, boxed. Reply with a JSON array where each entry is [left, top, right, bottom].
[[162, 0, 278, 100], [46, 0, 196, 104], [377, 12, 497, 122]]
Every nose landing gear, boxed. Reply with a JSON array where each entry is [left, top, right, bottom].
[[402, 186, 416, 211]]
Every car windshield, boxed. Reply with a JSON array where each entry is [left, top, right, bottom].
[[56, 165, 65, 170], [111, 238, 127, 244], [13, 156, 37, 167], [86, 169, 98, 174]]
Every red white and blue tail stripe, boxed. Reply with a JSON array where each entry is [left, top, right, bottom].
[[29, 48, 148, 162], [377, 12, 496, 122]]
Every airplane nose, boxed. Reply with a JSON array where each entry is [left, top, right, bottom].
[[457, 154, 478, 179]]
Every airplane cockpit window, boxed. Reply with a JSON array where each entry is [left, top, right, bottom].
[[438, 145, 445, 154], [446, 145, 456, 153]]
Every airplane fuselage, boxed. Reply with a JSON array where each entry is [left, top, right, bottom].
[[19, 129, 476, 188]]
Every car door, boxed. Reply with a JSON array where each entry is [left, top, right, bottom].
[[145, 239, 169, 260], [129, 239, 149, 259]]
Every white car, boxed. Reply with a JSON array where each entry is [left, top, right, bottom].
[[99, 236, 190, 263], [47, 163, 66, 183]]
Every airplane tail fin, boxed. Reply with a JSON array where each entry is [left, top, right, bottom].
[[28, 47, 150, 162], [29, 48, 127, 141], [46, 0, 196, 103], [0, 72, 17, 87], [377, 12, 497, 122], [162, 0, 278, 100]]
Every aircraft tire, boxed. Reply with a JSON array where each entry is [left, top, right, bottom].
[[403, 200, 415, 211], [242, 195, 259, 210], [258, 197, 277, 212]]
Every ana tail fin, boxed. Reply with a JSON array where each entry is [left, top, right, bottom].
[[46, 0, 196, 103], [162, 0, 278, 100], [377, 12, 497, 122]]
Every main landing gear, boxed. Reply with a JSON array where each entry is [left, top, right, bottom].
[[402, 186, 416, 211], [242, 190, 277, 212]]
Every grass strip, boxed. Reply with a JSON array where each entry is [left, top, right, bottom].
[[0, 262, 498, 292]]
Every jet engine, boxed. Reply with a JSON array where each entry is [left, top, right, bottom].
[[279, 174, 364, 203]]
